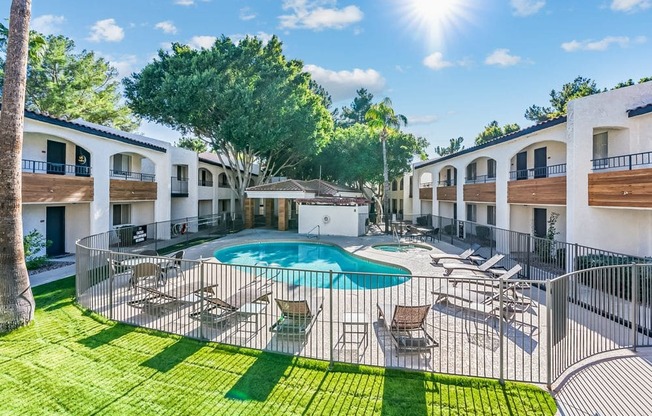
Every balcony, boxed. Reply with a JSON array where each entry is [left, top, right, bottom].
[[436, 180, 457, 202], [508, 164, 566, 205], [418, 182, 432, 200], [463, 176, 496, 203], [110, 169, 155, 182], [589, 151, 652, 208], [21, 159, 94, 203], [198, 179, 213, 187], [171, 177, 189, 197]]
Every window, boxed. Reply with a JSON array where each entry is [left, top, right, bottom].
[[466, 163, 477, 182], [399, 178, 404, 190], [487, 159, 496, 179], [112, 204, 131, 226], [593, 132, 608, 168], [218, 173, 229, 187], [113, 154, 131, 174], [176, 165, 188, 180], [466, 204, 477, 222], [392, 180, 398, 191], [199, 168, 213, 186], [392, 199, 398, 214], [487, 206, 496, 226], [399, 199, 404, 214], [409, 176, 413, 198]]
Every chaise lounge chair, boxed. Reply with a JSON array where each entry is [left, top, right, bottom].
[[449, 264, 523, 287], [270, 297, 323, 336], [127, 283, 196, 315], [190, 280, 274, 325], [440, 254, 505, 276], [377, 303, 438, 355], [430, 243, 481, 265]]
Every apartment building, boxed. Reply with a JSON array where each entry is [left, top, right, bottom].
[[21, 111, 239, 256], [412, 81, 652, 257]]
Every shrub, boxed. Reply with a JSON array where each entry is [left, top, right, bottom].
[[23, 229, 51, 270], [476, 226, 491, 242]]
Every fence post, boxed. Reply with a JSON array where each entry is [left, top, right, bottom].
[[498, 276, 505, 385], [546, 279, 553, 390], [631, 263, 638, 351], [199, 257, 205, 340], [185, 217, 190, 244], [329, 270, 334, 369], [108, 251, 114, 321], [526, 236, 531, 279]]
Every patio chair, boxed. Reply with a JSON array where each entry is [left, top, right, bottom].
[[189, 280, 274, 325], [270, 296, 323, 336], [107, 258, 132, 285], [127, 285, 190, 315], [405, 225, 424, 242], [440, 254, 505, 276], [377, 303, 438, 354], [430, 243, 481, 265], [449, 264, 523, 287], [129, 262, 164, 289], [162, 250, 185, 281]]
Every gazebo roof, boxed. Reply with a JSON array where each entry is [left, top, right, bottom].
[[295, 197, 369, 206], [246, 179, 358, 197]]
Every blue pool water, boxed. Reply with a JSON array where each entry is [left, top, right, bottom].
[[214, 241, 411, 290]]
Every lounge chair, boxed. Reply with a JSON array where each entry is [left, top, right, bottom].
[[449, 264, 523, 287], [440, 254, 505, 276], [190, 280, 274, 325], [127, 285, 191, 315], [129, 262, 164, 289], [430, 243, 481, 265], [270, 297, 323, 336], [162, 250, 185, 281], [377, 303, 438, 354]]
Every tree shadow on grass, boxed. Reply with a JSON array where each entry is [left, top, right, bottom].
[[225, 352, 295, 402], [78, 324, 136, 349], [381, 369, 431, 416], [140, 337, 204, 373]]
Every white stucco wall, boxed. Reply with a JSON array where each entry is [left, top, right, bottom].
[[298, 204, 369, 237]]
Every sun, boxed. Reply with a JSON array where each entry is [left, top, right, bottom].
[[397, 0, 474, 51]]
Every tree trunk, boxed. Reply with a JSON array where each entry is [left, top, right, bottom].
[[382, 133, 390, 234], [0, 0, 35, 333]]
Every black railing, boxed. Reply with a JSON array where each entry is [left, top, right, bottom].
[[419, 182, 433, 188], [198, 179, 213, 187], [592, 151, 652, 171], [171, 177, 189, 195], [509, 163, 566, 180], [110, 169, 155, 182], [465, 175, 496, 184], [437, 180, 457, 187], [22, 159, 91, 176]]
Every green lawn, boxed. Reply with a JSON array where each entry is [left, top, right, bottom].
[[0, 277, 556, 415]]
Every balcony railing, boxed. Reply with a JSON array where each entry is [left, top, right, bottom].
[[198, 179, 214, 187], [437, 180, 457, 187], [509, 163, 566, 180], [22, 159, 91, 176], [110, 169, 155, 182], [592, 151, 652, 171], [419, 182, 433, 188], [171, 177, 189, 196], [465, 175, 496, 184]]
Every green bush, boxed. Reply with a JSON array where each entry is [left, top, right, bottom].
[[23, 229, 51, 270], [442, 225, 453, 235], [476, 226, 491, 242]]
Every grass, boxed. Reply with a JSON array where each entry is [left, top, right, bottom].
[[0, 277, 557, 415]]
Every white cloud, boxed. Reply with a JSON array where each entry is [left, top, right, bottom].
[[109, 55, 139, 79], [31, 15, 65, 35], [229, 32, 274, 45], [485, 49, 521, 66], [423, 52, 453, 70], [561, 36, 644, 52], [304, 64, 385, 102], [610, 0, 651, 12], [279, 0, 363, 30], [88, 18, 124, 42], [511, 0, 545, 16], [155, 21, 177, 34], [188, 35, 217, 49], [175, 0, 194, 5], [406, 115, 439, 125], [240, 7, 256, 21]]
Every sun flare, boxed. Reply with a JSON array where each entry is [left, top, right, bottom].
[[397, 0, 474, 50]]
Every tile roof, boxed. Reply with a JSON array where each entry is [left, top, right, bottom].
[[246, 179, 357, 196], [198, 152, 260, 175], [296, 197, 369, 206], [627, 103, 652, 118], [25, 110, 169, 153]]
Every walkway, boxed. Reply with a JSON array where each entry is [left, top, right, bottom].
[[553, 348, 652, 416]]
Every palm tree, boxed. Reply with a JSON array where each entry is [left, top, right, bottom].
[[0, 0, 35, 333], [365, 97, 407, 233]]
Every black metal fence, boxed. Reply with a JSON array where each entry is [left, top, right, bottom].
[[592, 151, 652, 171]]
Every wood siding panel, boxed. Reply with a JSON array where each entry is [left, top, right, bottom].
[[588, 168, 652, 208], [419, 187, 433, 200], [463, 183, 496, 203], [508, 176, 566, 205], [22, 173, 94, 203], [110, 179, 157, 201], [437, 186, 457, 202]]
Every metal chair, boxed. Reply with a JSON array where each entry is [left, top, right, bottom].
[[162, 250, 185, 281]]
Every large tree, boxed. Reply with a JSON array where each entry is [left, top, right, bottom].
[[175, 137, 208, 153], [336, 88, 374, 128], [434, 136, 465, 157], [0, 0, 34, 333], [125, 36, 332, 213], [0, 32, 138, 131], [475, 120, 520, 145], [525, 76, 603, 122], [365, 97, 408, 233]]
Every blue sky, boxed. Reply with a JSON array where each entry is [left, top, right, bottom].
[[3, 0, 652, 156]]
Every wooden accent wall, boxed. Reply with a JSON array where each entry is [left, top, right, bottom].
[[419, 187, 433, 200], [589, 168, 652, 208], [244, 198, 255, 228], [508, 176, 566, 205], [463, 183, 496, 203], [436, 186, 457, 202], [22, 173, 94, 203], [110, 179, 157, 201], [265, 199, 274, 226], [278, 198, 287, 231]]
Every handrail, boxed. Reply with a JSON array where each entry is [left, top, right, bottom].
[[509, 163, 566, 180], [306, 225, 320, 239], [592, 150, 652, 171], [437, 180, 457, 187], [22, 158, 91, 176], [110, 169, 155, 182], [465, 175, 496, 184]]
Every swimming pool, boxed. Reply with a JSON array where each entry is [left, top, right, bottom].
[[214, 241, 411, 290], [373, 243, 432, 253]]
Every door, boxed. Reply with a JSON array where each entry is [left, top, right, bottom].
[[533, 208, 547, 238], [47, 140, 66, 175], [46, 207, 66, 256], [445, 168, 452, 186], [516, 151, 528, 180], [534, 147, 547, 178], [75, 146, 91, 177]]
